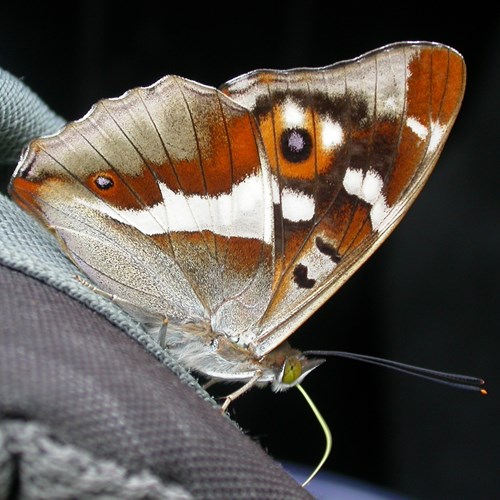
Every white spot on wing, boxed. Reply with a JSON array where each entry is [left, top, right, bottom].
[[407, 116, 428, 140], [361, 169, 384, 205], [407, 117, 446, 153], [428, 121, 446, 152], [321, 118, 343, 150], [281, 187, 315, 222], [283, 99, 305, 128], [343, 168, 363, 197], [370, 197, 390, 230], [343, 167, 390, 231]]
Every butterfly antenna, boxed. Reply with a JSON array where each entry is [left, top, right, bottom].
[[296, 383, 332, 487], [303, 351, 487, 394]]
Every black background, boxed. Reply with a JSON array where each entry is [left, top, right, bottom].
[[1, 3, 498, 499]]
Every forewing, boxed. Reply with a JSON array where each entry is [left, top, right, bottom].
[[222, 42, 465, 356]]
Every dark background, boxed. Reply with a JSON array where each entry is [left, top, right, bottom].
[[1, 3, 498, 499]]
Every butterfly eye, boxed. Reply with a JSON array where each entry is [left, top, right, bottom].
[[281, 357, 303, 385], [280, 128, 312, 163], [93, 174, 114, 190]]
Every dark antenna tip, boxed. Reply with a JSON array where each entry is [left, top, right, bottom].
[[303, 350, 486, 394]]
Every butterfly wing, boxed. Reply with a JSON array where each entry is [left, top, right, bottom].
[[10, 76, 275, 341], [10, 42, 465, 367], [221, 42, 465, 357]]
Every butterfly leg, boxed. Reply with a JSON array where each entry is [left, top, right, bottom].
[[221, 371, 263, 413], [157, 317, 169, 348], [202, 379, 219, 390], [74, 274, 146, 313]]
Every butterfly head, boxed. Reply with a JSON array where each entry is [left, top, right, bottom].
[[264, 344, 325, 392]]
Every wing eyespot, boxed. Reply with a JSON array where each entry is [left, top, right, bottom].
[[280, 128, 312, 163], [93, 174, 115, 191]]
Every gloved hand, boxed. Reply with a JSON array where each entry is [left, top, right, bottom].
[[0, 68, 312, 499]]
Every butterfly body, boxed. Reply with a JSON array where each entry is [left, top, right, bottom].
[[10, 42, 465, 394]]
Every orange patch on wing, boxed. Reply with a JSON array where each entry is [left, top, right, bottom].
[[281, 227, 311, 269], [386, 128, 425, 206], [315, 137, 338, 177], [149, 160, 182, 193], [317, 197, 353, 253], [433, 48, 466, 124], [220, 235, 273, 277], [386, 46, 465, 206], [168, 103, 263, 197], [198, 112, 233, 196], [256, 114, 279, 172], [171, 159, 207, 196], [349, 218, 373, 251], [10, 177, 44, 216], [407, 49, 433, 127], [337, 204, 371, 255], [226, 114, 264, 185]]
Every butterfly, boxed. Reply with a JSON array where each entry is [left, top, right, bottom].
[[9, 41, 469, 410]]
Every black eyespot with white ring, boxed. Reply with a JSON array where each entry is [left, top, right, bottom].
[[94, 175, 114, 190], [281, 128, 312, 163]]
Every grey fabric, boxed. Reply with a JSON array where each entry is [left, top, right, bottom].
[[0, 421, 192, 499], [0, 67, 64, 169], [0, 69, 313, 498]]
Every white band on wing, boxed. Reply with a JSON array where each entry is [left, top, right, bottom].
[[78, 173, 274, 243]]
